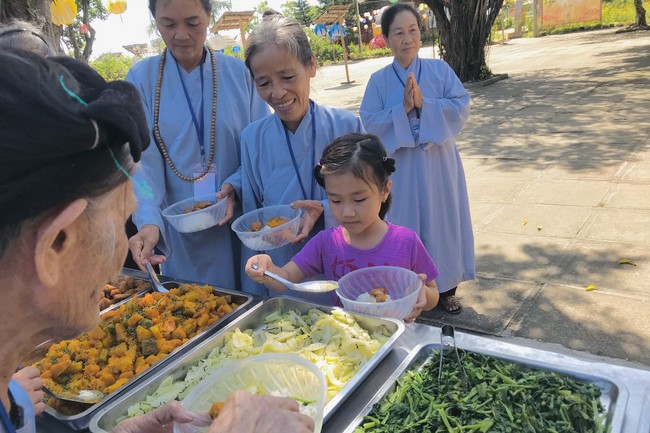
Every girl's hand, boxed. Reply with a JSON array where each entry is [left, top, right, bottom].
[[404, 274, 428, 322], [216, 183, 237, 225], [245, 255, 274, 284], [290, 200, 324, 242], [128, 225, 166, 271]]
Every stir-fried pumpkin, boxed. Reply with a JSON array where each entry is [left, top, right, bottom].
[[34, 284, 239, 414]]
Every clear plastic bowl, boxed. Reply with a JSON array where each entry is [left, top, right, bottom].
[[336, 266, 423, 319], [231, 205, 301, 251], [174, 354, 327, 433], [162, 194, 227, 234]]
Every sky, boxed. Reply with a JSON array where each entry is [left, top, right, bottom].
[[91, 0, 315, 58]]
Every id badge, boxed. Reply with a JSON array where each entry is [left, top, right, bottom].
[[193, 163, 217, 198]]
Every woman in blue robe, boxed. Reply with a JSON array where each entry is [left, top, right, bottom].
[[127, 0, 269, 289], [360, 4, 475, 313], [239, 16, 364, 299]]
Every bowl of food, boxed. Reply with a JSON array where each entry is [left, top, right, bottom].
[[174, 354, 327, 433], [336, 266, 423, 319], [162, 193, 227, 233], [231, 204, 301, 251]]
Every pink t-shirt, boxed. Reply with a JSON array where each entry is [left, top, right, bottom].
[[292, 222, 439, 283]]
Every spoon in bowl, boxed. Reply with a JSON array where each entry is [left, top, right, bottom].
[[251, 264, 338, 293], [146, 262, 169, 293]]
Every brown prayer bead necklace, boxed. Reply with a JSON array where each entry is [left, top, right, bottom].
[[153, 48, 217, 182]]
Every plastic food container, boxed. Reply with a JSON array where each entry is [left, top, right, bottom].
[[162, 193, 227, 233], [336, 266, 423, 320], [174, 353, 327, 433], [231, 205, 301, 251]]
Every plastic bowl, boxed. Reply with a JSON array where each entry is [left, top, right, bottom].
[[336, 266, 423, 319], [174, 354, 327, 433], [162, 194, 227, 234], [231, 204, 301, 251]]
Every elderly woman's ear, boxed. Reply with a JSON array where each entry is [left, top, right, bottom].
[[34, 199, 88, 287]]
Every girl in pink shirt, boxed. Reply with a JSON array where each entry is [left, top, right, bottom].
[[245, 133, 439, 320]]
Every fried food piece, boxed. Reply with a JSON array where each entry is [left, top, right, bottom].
[[183, 201, 214, 214], [266, 216, 289, 228], [249, 220, 263, 232], [208, 401, 224, 419], [369, 287, 388, 303]]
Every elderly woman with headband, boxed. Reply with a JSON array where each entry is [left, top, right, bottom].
[[127, 0, 269, 289], [0, 49, 313, 433], [239, 15, 364, 299]]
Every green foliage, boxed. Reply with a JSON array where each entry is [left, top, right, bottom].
[[282, 0, 316, 26], [63, 0, 109, 62], [90, 53, 133, 81], [602, 0, 650, 23], [347, 43, 392, 60], [308, 31, 343, 64]]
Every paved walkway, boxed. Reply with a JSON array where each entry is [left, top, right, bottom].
[[311, 29, 650, 368]]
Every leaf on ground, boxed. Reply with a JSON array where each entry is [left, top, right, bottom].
[[617, 258, 637, 266], [537, 226, 543, 231], [523, 219, 528, 225], [585, 285, 597, 292]]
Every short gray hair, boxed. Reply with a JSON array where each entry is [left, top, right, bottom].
[[244, 16, 313, 76], [0, 20, 53, 57]]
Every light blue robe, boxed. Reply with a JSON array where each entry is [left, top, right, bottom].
[[126, 50, 269, 289], [360, 57, 475, 293], [239, 101, 364, 299]]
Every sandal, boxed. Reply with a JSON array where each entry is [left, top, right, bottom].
[[439, 296, 462, 314]]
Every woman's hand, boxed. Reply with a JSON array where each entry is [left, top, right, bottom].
[[128, 224, 166, 271], [111, 401, 194, 433], [245, 255, 274, 284], [412, 77, 423, 111], [216, 183, 236, 225], [12, 366, 45, 416], [210, 390, 314, 433], [291, 200, 324, 243]]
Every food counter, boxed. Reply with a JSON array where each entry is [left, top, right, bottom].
[[35, 273, 650, 433]]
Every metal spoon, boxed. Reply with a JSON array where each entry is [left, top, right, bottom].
[[42, 385, 104, 405], [145, 262, 169, 293], [251, 264, 338, 293]]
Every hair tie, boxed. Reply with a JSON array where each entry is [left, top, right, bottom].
[[59, 75, 88, 106], [90, 118, 100, 149], [382, 156, 388, 162]]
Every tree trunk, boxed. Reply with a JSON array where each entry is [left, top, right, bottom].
[[633, 0, 647, 27], [425, 0, 504, 83]]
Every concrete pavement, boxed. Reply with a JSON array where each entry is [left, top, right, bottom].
[[310, 29, 650, 368]]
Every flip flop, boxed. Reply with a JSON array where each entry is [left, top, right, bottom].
[[439, 296, 462, 314]]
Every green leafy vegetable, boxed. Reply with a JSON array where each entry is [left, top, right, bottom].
[[354, 350, 609, 433]]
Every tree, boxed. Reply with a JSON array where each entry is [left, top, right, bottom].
[[632, 0, 647, 28], [282, 0, 315, 27], [90, 52, 133, 81], [423, 0, 504, 82]]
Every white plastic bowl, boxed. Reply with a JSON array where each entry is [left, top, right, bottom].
[[336, 266, 423, 319], [231, 205, 301, 251], [174, 354, 327, 433], [162, 194, 227, 234]]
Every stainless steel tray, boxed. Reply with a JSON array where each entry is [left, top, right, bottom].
[[89, 296, 405, 433], [41, 284, 254, 431], [343, 342, 627, 433]]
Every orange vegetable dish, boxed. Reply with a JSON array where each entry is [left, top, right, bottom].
[[248, 216, 289, 232], [183, 200, 214, 214], [34, 284, 239, 414]]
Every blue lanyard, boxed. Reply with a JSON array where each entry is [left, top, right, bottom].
[[391, 58, 422, 87], [0, 400, 17, 433], [283, 101, 316, 201], [175, 53, 206, 166]]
